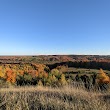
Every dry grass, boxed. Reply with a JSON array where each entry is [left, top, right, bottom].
[[0, 85, 109, 110]]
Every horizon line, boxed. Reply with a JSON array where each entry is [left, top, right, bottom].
[[0, 54, 110, 56]]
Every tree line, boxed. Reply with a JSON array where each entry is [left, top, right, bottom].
[[47, 61, 110, 70]]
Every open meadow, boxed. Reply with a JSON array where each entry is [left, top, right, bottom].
[[0, 85, 110, 110]]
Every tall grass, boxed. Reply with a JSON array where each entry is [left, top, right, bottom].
[[0, 84, 109, 110]]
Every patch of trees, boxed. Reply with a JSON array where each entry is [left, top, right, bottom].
[[74, 69, 110, 91], [0, 63, 110, 91], [47, 61, 110, 71]]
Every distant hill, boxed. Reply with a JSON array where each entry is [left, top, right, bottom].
[[0, 55, 110, 64], [0, 55, 110, 63]]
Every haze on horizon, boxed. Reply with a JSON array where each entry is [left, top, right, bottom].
[[0, 0, 110, 55]]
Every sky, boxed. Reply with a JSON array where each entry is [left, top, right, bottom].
[[0, 0, 110, 55]]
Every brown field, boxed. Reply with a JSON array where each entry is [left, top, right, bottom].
[[0, 85, 110, 110]]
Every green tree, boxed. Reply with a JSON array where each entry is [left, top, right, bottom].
[[51, 69, 61, 79]]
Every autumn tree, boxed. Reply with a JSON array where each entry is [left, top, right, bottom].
[[6, 69, 16, 83], [59, 74, 67, 86], [51, 69, 61, 79], [97, 68, 110, 84], [37, 80, 43, 86]]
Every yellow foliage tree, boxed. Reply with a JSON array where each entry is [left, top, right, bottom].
[[60, 74, 67, 85], [0, 70, 5, 78], [98, 68, 110, 84], [37, 80, 43, 86], [51, 69, 60, 77]]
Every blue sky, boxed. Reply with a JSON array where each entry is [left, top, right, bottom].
[[0, 0, 110, 55]]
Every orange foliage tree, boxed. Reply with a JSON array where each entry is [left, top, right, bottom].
[[97, 68, 110, 84], [6, 69, 16, 83]]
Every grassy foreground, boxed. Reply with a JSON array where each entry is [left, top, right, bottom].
[[0, 84, 110, 110]]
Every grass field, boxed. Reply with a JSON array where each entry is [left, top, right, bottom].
[[0, 84, 110, 110], [66, 67, 110, 74]]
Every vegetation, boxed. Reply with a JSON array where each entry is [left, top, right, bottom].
[[0, 63, 110, 90], [0, 85, 109, 110], [0, 56, 110, 109]]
